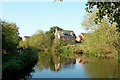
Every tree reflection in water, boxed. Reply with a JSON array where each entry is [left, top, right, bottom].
[[35, 51, 120, 78], [35, 51, 76, 72], [84, 56, 120, 78]]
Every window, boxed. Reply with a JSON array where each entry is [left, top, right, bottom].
[[62, 32, 65, 36], [71, 38, 74, 41], [71, 33, 75, 36]]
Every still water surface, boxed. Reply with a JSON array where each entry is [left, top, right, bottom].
[[30, 52, 120, 78]]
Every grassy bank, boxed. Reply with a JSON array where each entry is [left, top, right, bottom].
[[59, 45, 84, 58], [2, 48, 38, 80], [59, 44, 120, 61]]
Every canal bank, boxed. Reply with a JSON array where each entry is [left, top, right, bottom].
[[60, 45, 120, 61], [30, 51, 120, 78], [2, 48, 38, 80]]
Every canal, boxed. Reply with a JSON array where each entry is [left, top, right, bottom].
[[26, 51, 120, 79]]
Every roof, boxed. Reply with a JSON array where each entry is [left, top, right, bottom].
[[57, 30, 76, 37], [78, 33, 87, 39], [78, 35, 83, 38], [81, 33, 86, 36], [24, 36, 31, 38]]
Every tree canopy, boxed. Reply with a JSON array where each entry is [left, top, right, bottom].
[[82, 8, 119, 58], [1, 20, 21, 53], [19, 30, 51, 50], [85, 1, 120, 31], [45, 26, 63, 43]]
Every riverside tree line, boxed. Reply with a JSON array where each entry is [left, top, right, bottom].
[[81, 9, 120, 59], [1, 19, 67, 79], [1, 1, 120, 79]]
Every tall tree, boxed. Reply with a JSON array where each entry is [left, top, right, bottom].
[[81, 9, 99, 31], [45, 26, 63, 43], [19, 30, 51, 50], [85, 1, 120, 31], [1, 20, 21, 53], [82, 9, 119, 57]]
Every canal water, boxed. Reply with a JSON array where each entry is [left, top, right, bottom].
[[28, 52, 120, 78]]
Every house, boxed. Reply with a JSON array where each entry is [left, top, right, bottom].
[[76, 33, 86, 43], [22, 36, 30, 41], [55, 28, 76, 44]]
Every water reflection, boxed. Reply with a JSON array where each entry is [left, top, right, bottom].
[[34, 51, 120, 78], [35, 51, 76, 72], [84, 57, 120, 78]]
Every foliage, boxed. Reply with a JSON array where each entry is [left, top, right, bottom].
[[2, 48, 38, 79], [35, 52, 60, 72], [82, 7, 120, 58], [81, 9, 99, 31], [60, 46, 72, 54], [1, 20, 21, 53], [1, 19, 38, 79], [35, 51, 76, 72], [52, 38, 67, 52], [19, 30, 51, 50], [59, 45, 84, 57], [85, 1, 120, 31], [29, 30, 51, 50], [73, 49, 83, 54], [53, 0, 63, 2], [45, 26, 63, 43], [52, 37, 61, 52], [60, 39, 67, 46], [19, 26, 63, 51], [83, 18, 119, 57], [19, 38, 29, 49]]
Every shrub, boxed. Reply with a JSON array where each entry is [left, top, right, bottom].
[[2, 48, 38, 79]]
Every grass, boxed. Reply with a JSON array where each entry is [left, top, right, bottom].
[[59, 44, 120, 62]]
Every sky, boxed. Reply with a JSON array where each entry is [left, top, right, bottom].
[[1, 2, 88, 37]]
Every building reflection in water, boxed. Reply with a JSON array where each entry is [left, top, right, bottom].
[[34, 52, 119, 78], [77, 57, 88, 65], [55, 57, 76, 71]]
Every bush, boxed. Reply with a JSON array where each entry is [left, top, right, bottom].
[[2, 48, 38, 79], [2, 60, 23, 77], [73, 50, 83, 54]]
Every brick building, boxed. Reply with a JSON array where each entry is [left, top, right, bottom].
[[55, 28, 76, 44], [76, 33, 86, 43]]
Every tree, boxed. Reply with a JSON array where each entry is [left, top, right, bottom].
[[85, 1, 120, 31], [52, 37, 61, 52], [52, 37, 67, 52], [84, 19, 119, 56], [53, 0, 63, 2], [82, 9, 119, 57], [19, 26, 63, 51], [1, 20, 21, 53], [81, 9, 99, 31], [45, 26, 63, 43], [19, 30, 51, 50]]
